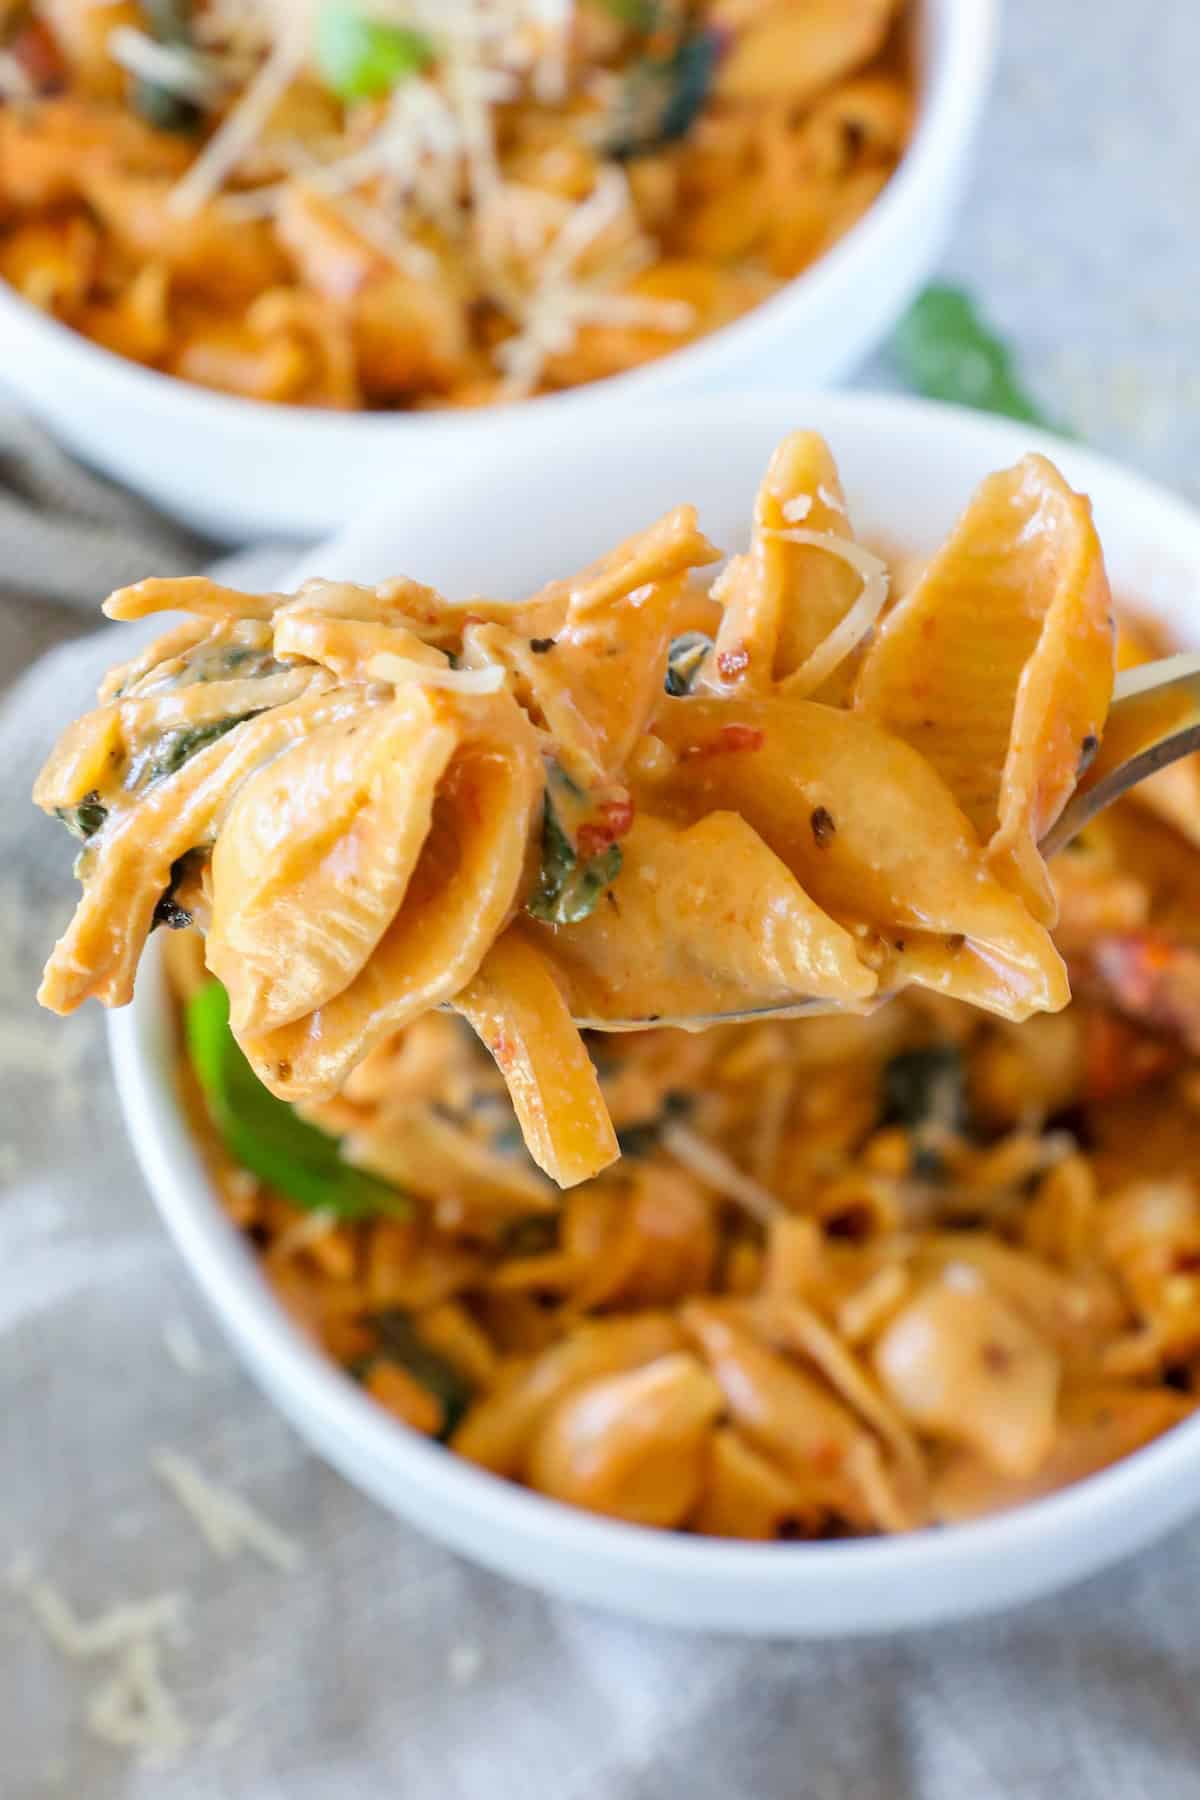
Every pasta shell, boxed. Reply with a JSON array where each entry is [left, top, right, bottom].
[[452, 1313, 685, 1477], [933, 1385, 1193, 1524], [238, 706, 544, 1102], [528, 810, 876, 1021], [207, 690, 459, 1034], [872, 1278, 1060, 1477], [454, 927, 620, 1188], [526, 1353, 724, 1527], [855, 456, 1114, 923], [648, 695, 1070, 1020], [708, 430, 864, 701], [715, 0, 898, 105]]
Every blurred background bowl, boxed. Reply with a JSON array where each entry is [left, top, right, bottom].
[[0, 0, 995, 544], [110, 390, 1200, 1636]]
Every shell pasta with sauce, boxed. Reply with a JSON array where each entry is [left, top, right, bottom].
[[37, 426, 1200, 1540], [163, 770, 1200, 1539], [36, 432, 1116, 1190]]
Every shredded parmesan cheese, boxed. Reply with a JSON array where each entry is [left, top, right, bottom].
[[661, 1122, 781, 1223], [366, 652, 506, 695], [169, 31, 307, 217], [107, 26, 225, 103], [11, 1561, 195, 1764], [86, 1638, 194, 1765], [162, 1315, 210, 1375], [11, 1568, 187, 1659], [765, 530, 889, 698], [268, 1203, 339, 1261], [150, 1448, 305, 1572]]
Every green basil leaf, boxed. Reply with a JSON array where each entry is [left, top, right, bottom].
[[364, 1310, 475, 1439], [54, 791, 107, 841], [607, 26, 720, 158], [185, 979, 407, 1220], [526, 786, 623, 925], [890, 285, 1065, 431], [664, 631, 712, 696], [316, 2, 433, 101]]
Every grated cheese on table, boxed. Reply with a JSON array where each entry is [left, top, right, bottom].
[[9, 1558, 187, 1658], [151, 1448, 306, 1572], [86, 1638, 194, 1766], [162, 1314, 210, 1375]]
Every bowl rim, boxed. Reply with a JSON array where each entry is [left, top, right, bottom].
[[106, 387, 1200, 1599], [0, 0, 996, 438]]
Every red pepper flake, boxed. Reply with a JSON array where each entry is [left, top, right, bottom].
[[681, 723, 765, 761], [490, 1034, 516, 1072], [716, 642, 750, 680], [11, 17, 66, 89], [576, 794, 635, 859], [1082, 1007, 1180, 1102]]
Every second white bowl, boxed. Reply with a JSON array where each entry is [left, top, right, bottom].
[[0, 0, 994, 542]]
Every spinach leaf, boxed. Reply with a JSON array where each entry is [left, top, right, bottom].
[[186, 980, 407, 1220], [881, 1046, 967, 1135], [153, 849, 205, 931], [132, 0, 202, 132], [607, 27, 721, 157], [664, 631, 712, 696], [129, 711, 259, 791], [54, 790, 107, 841], [526, 785, 623, 925], [615, 1089, 692, 1157], [890, 285, 1063, 430], [498, 1213, 561, 1257], [595, 0, 658, 27], [366, 1310, 475, 1439]]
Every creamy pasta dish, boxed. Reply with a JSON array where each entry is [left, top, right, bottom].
[[35, 432, 1200, 1536], [162, 753, 1200, 1537], [38, 435, 1114, 1190], [0, 1, 912, 407]]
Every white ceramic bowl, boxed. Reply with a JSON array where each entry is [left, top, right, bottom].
[[0, 0, 994, 543], [108, 391, 1200, 1636]]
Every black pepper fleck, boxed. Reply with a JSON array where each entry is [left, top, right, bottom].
[[810, 806, 836, 847]]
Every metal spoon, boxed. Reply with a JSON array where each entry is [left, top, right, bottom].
[[574, 651, 1200, 1033]]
